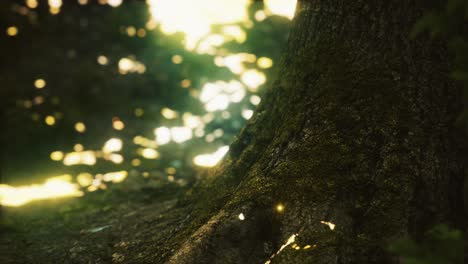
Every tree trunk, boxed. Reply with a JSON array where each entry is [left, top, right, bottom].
[[169, 1, 467, 263]]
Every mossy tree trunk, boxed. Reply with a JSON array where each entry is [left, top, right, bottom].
[[169, 1, 467, 263]]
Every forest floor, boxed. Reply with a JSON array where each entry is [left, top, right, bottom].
[[0, 181, 192, 264]]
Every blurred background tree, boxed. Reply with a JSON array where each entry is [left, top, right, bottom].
[[0, 0, 293, 196]]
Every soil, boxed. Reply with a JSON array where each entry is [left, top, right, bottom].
[[0, 182, 191, 264]]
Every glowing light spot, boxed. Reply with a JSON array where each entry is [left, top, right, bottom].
[[161, 108, 179, 119], [320, 221, 336, 230], [74, 144, 84, 152], [193, 146, 229, 167], [97, 55, 109, 65], [26, 0, 38, 8], [134, 28, 145, 38], [292, 244, 301, 250], [75, 122, 86, 133], [49, 7, 60, 14], [107, 0, 122, 7], [242, 109, 254, 120], [48, 0, 62, 8], [108, 153, 124, 164], [102, 171, 127, 183], [180, 79, 191, 88], [146, 19, 158, 30], [200, 80, 245, 112], [77, 173, 94, 187], [250, 95, 261, 105], [170, 127, 192, 143], [50, 151, 64, 161], [255, 10, 267, 21], [34, 79, 46, 89], [126, 26, 136, 36], [213, 129, 223, 138], [78, 0, 88, 4], [257, 57, 273, 69], [241, 69, 266, 91], [103, 138, 123, 153], [264, 0, 297, 20], [48, 0, 62, 14], [154, 127, 171, 145], [118, 57, 145, 74], [276, 204, 284, 213], [112, 119, 125, 130], [118, 58, 133, 71], [6, 26, 18, 36], [141, 148, 160, 159], [183, 113, 202, 129], [45, 115, 56, 126], [171, 55, 183, 64], [63, 151, 96, 166], [0, 175, 83, 207], [238, 213, 245, 221]]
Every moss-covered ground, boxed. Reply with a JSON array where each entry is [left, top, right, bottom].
[[0, 182, 191, 264]]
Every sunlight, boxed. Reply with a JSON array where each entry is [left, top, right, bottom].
[[147, 0, 297, 51], [264, 0, 297, 19], [193, 146, 229, 167], [63, 151, 97, 166], [147, 0, 249, 50], [102, 138, 123, 153], [0, 175, 83, 207]]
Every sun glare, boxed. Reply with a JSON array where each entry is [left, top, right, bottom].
[[0, 175, 83, 207]]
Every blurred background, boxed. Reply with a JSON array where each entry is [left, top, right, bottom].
[[0, 0, 295, 207]]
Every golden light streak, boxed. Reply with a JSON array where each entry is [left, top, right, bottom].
[[320, 221, 336, 230], [193, 146, 229, 167], [0, 175, 83, 207], [265, 234, 298, 264]]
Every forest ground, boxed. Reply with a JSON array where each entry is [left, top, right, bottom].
[[0, 180, 190, 264]]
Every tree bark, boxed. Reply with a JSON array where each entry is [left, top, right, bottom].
[[169, 1, 467, 263]]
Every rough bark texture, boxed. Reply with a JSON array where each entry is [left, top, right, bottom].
[[169, 1, 467, 263]]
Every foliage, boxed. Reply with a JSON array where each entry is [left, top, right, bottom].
[[389, 224, 465, 264], [0, 1, 291, 187], [412, 0, 468, 128]]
